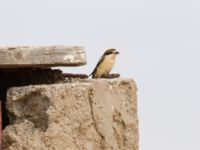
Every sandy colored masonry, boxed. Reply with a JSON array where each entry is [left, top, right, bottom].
[[3, 78, 139, 150]]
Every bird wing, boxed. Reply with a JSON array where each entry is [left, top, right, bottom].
[[89, 54, 105, 77]]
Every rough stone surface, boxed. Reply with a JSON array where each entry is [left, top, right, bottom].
[[0, 68, 65, 128], [0, 46, 86, 68], [3, 78, 139, 150]]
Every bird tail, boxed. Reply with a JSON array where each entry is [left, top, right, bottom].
[[88, 73, 93, 77], [89, 71, 95, 78]]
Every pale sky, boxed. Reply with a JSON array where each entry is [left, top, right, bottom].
[[0, 0, 200, 150]]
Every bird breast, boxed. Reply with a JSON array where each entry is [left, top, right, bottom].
[[96, 54, 116, 76]]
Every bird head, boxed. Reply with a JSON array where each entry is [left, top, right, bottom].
[[104, 48, 120, 56]]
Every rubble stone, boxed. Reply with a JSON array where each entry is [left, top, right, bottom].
[[3, 78, 138, 150]]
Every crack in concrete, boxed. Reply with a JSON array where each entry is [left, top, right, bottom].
[[88, 89, 105, 149]]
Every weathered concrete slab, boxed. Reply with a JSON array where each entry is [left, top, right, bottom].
[[0, 46, 86, 68], [3, 78, 139, 150]]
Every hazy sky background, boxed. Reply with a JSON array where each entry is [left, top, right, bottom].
[[0, 0, 200, 150]]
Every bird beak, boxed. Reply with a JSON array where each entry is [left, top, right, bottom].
[[115, 51, 120, 55]]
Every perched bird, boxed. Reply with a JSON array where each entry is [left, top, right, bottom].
[[89, 48, 120, 78]]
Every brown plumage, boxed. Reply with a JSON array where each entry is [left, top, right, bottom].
[[90, 49, 119, 78]]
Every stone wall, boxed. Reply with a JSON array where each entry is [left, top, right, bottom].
[[0, 68, 64, 128], [3, 78, 139, 150]]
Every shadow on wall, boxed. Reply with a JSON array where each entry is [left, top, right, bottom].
[[0, 68, 64, 128]]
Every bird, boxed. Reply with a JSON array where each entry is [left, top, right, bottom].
[[89, 48, 120, 78]]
